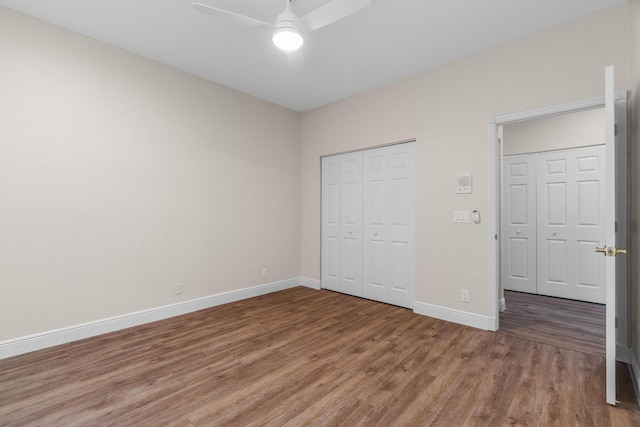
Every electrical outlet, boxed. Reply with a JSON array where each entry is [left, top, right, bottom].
[[175, 283, 183, 295], [261, 268, 268, 279], [461, 290, 470, 303]]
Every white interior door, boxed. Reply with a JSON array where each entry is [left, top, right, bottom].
[[502, 155, 537, 293], [537, 147, 606, 303], [603, 65, 617, 406], [614, 93, 629, 360]]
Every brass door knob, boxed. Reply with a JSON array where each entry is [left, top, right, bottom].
[[615, 247, 628, 255], [595, 246, 607, 255]]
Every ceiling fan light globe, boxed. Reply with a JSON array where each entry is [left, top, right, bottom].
[[272, 27, 303, 51]]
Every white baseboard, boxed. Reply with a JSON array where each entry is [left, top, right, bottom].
[[499, 298, 506, 312], [630, 348, 640, 408], [0, 277, 304, 360], [300, 277, 321, 290], [413, 301, 493, 330]]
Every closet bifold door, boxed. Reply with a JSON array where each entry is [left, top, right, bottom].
[[502, 154, 537, 294], [322, 142, 414, 308], [321, 155, 342, 292], [362, 147, 388, 303], [363, 143, 415, 309], [536, 146, 606, 304], [321, 152, 363, 297], [502, 147, 606, 304], [339, 152, 363, 297]]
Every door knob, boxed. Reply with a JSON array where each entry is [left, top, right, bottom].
[[595, 245, 629, 256], [615, 247, 629, 255]]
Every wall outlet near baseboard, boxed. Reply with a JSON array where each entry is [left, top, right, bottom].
[[261, 268, 268, 279], [461, 290, 470, 303], [174, 283, 183, 295]]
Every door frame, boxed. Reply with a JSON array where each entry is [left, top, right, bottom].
[[487, 94, 629, 359]]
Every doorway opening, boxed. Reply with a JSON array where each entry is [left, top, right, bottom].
[[498, 107, 607, 354], [501, 110, 606, 303], [487, 94, 629, 361]]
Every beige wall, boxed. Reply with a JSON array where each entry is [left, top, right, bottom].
[[629, 0, 640, 371], [0, 7, 301, 341], [300, 5, 631, 317], [502, 108, 604, 156]]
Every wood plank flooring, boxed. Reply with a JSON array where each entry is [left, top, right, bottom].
[[1, 287, 638, 426], [499, 290, 605, 356]]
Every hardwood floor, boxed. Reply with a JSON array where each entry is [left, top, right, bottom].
[[499, 290, 605, 356], [1, 287, 638, 426]]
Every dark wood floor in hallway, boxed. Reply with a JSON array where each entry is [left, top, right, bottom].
[[1, 286, 638, 426], [499, 290, 606, 356]]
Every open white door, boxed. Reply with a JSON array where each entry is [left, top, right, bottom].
[[600, 65, 628, 405], [603, 65, 616, 405]]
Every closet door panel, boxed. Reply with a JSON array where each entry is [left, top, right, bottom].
[[368, 240, 386, 287], [323, 142, 414, 308], [545, 239, 568, 284], [363, 147, 387, 302], [577, 239, 601, 287], [340, 152, 363, 297], [502, 155, 537, 293], [386, 143, 415, 308], [537, 146, 605, 303], [321, 157, 342, 292], [325, 237, 339, 283], [389, 241, 409, 290], [508, 238, 529, 280]]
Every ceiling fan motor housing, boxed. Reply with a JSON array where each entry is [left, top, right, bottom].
[[272, 7, 303, 51]]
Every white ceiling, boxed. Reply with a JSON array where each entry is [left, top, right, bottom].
[[0, 0, 625, 112]]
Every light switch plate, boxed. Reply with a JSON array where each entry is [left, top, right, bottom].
[[453, 211, 471, 223]]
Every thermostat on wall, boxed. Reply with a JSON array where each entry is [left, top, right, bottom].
[[456, 173, 472, 194]]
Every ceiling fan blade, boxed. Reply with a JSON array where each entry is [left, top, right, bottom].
[[192, 2, 274, 30], [295, 0, 371, 32]]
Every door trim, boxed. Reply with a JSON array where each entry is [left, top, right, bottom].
[[487, 94, 627, 332]]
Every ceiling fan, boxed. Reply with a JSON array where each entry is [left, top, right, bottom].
[[192, 0, 372, 53]]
